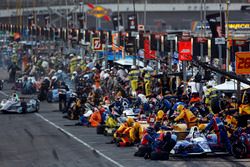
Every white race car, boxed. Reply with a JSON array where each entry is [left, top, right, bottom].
[[0, 96, 40, 114], [171, 126, 212, 156]]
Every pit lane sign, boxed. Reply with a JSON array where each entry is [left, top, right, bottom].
[[215, 38, 226, 45], [92, 38, 103, 51], [236, 52, 250, 75]]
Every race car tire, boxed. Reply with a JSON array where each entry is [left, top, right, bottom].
[[38, 90, 47, 101], [103, 130, 108, 136], [104, 128, 116, 136], [150, 151, 169, 160], [134, 146, 151, 157], [0, 82, 3, 90], [1, 110, 7, 114], [20, 102, 27, 114], [47, 94, 52, 103], [69, 111, 75, 120], [210, 97, 221, 114], [35, 104, 39, 112], [96, 125, 105, 134], [59, 101, 63, 112], [232, 143, 247, 158]]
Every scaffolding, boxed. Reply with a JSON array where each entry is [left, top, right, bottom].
[[16, 0, 23, 26], [46, 0, 80, 28]]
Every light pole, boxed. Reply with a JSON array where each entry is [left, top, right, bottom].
[[105, 31, 109, 68], [117, 0, 120, 31], [218, 0, 223, 84], [199, 0, 206, 98], [117, 0, 120, 60], [226, 0, 230, 72], [65, 0, 69, 49], [95, 0, 98, 29], [144, 0, 147, 32], [156, 35, 160, 74], [133, 0, 137, 66]]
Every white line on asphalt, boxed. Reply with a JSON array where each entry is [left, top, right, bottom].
[[0, 90, 8, 97], [35, 113, 125, 167]]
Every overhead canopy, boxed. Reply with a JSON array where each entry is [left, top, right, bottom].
[[214, 79, 250, 91], [188, 82, 201, 93], [114, 59, 153, 71], [114, 59, 143, 67]]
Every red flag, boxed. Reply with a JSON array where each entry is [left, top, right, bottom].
[[178, 41, 192, 61], [87, 3, 95, 9], [103, 15, 111, 22]]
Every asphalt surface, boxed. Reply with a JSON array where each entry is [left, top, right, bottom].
[[0, 70, 250, 167]]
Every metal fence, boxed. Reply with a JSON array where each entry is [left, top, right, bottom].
[[0, 0, 248, 9]]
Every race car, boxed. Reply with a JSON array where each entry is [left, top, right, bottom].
[[0, 96, 40, 114], [0, 80, 3, 90], [47, 89, 72, 103], [122, 108, 141, 119], [14, 76, 38, 94], [171, 126, 212, 156], [231, 129, 250, 158]]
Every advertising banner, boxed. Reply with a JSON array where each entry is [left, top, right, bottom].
[[127, 14, 138, 31], [144, 38, 156, 59], [178, 41, 192, 61]]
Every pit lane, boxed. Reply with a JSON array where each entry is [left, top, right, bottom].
[[0, 73, 249, 167]]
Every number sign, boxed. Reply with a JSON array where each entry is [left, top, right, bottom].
[[236, 52, 250, 75], [92, 38, 103, 51]]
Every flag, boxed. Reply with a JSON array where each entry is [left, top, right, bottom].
[[87, 3, 95, 9], [104, 15, 111, 22]]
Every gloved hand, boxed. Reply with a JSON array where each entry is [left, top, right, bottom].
[[201, 129, 207, 134], [121, 133, 127, 137], [172, 119, 177, 124]]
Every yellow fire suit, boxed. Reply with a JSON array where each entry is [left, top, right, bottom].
[[129, 122, 144, 143], [239, 104, 250, 115], [70, 57, 78, 74], [129, 70, 140, 92], [144, 72, 151, 96], [205, 87, 218, 113], [174, 108, 197, 128]]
